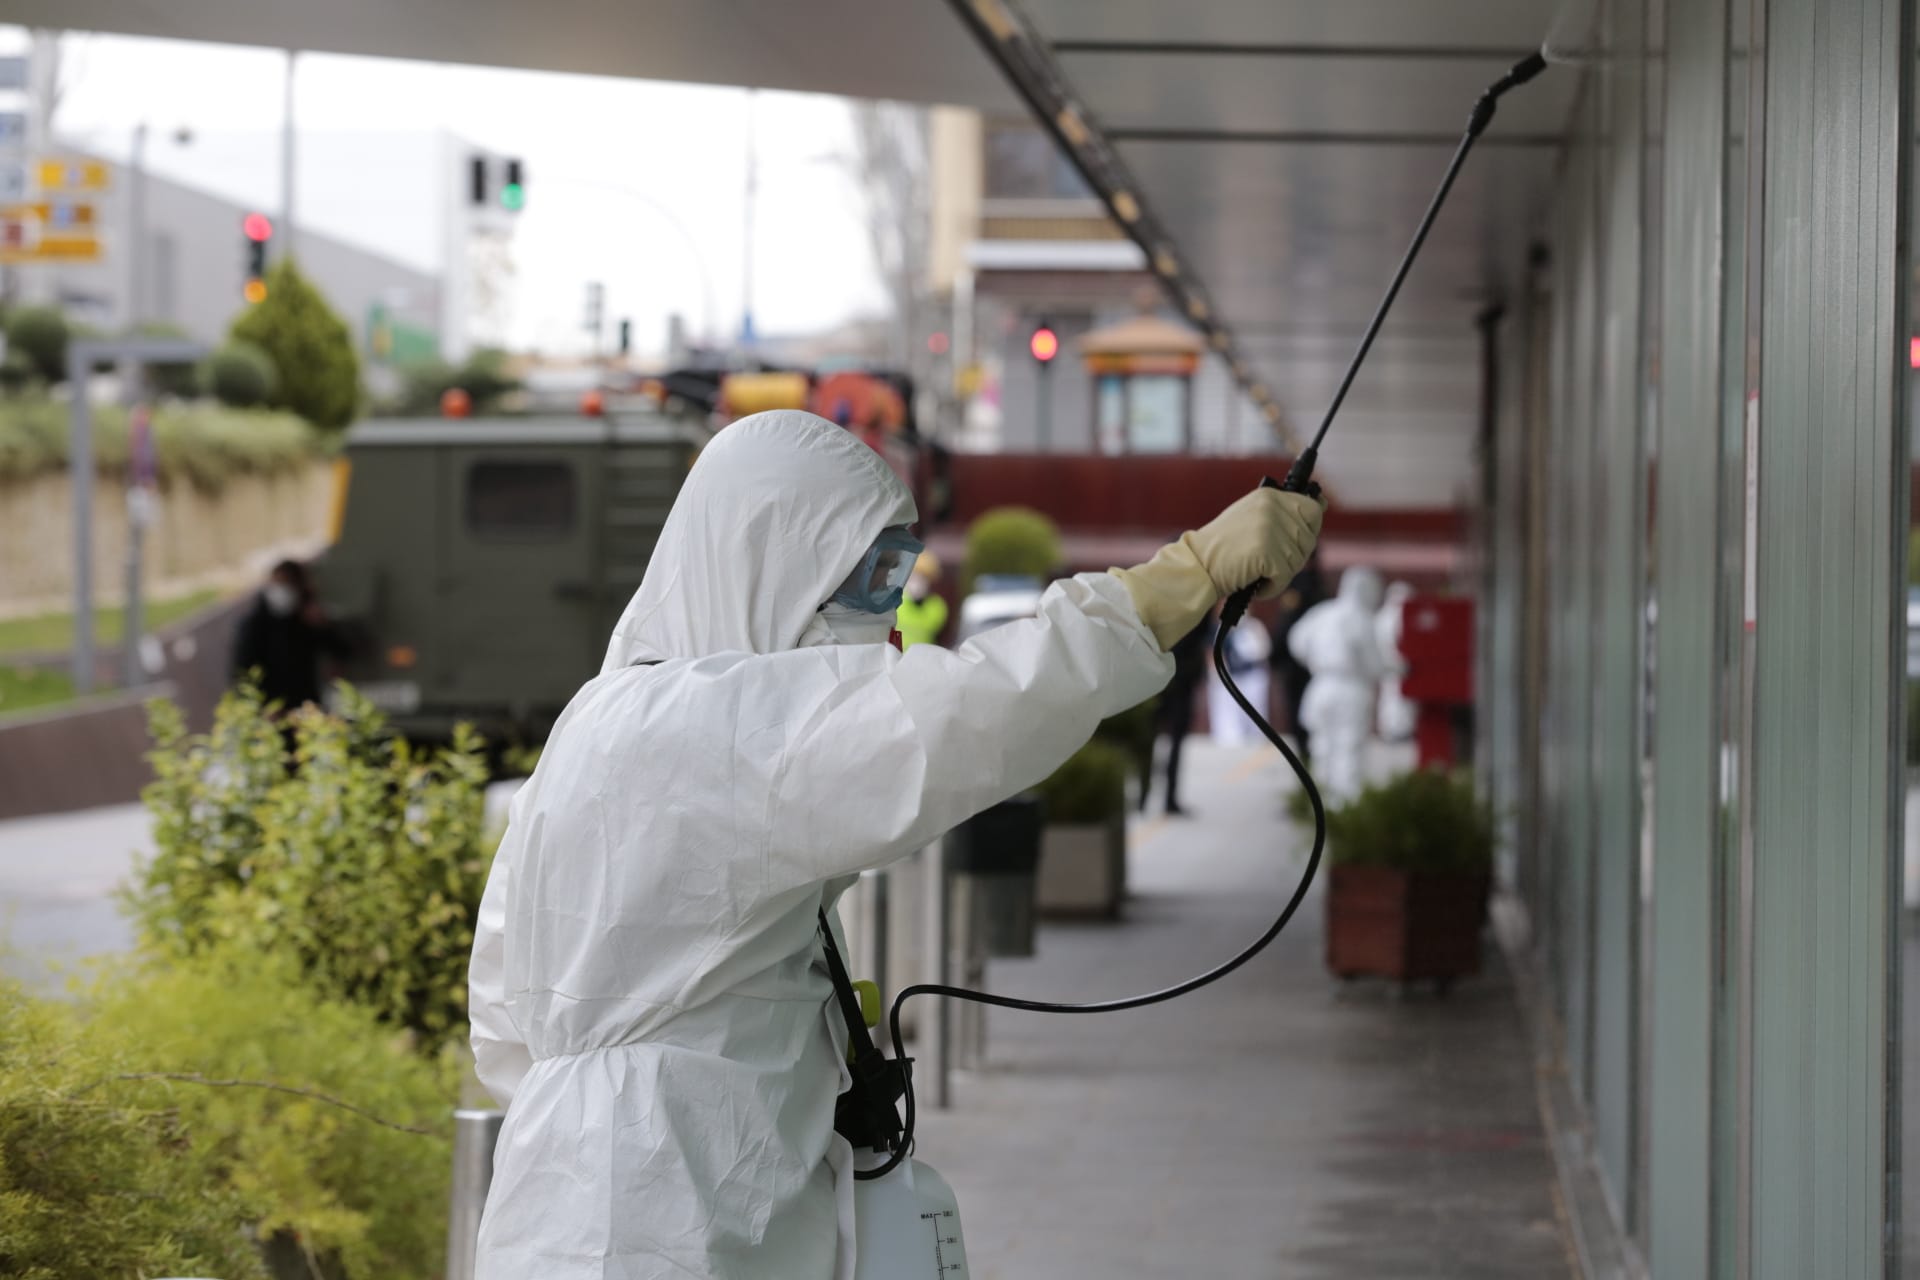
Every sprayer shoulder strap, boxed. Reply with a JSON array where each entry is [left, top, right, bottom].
[[817, 907, 883, 1064]]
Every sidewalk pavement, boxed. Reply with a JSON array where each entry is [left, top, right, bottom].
[[912, 738, 1574, 1279]]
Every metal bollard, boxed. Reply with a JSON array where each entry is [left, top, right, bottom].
[[446, 1108, 504, 1280]]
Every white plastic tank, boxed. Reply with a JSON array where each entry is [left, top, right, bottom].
[[853, 1154, 971, 1279]]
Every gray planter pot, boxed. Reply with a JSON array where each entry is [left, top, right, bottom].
[[1036, 814, 1126, 919]]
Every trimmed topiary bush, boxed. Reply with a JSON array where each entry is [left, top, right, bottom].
[[229, 259, 361, 431], [205, 340, 278, 409], [962, 506, 1063, 594]]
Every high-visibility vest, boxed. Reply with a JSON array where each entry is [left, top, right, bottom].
[[896, 593, 949, 649]]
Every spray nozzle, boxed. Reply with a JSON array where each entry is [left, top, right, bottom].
[[1468, 51, 1551, 136]]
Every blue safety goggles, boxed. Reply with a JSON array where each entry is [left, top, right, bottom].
[[828, 527, 925, 614]]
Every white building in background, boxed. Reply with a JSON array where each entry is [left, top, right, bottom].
[[27, 143, 444, 374], [925, 110, 1268, 455]]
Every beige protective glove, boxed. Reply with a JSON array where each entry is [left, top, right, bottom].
[[1111, 488, 1324, 652]]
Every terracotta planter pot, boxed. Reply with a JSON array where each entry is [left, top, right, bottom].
[[1324, 865, 1490, 986]]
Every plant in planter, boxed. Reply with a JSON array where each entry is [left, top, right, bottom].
[[1316, 769, 1495, 990], [961, 506, 1062, 593], [1095, 695, 1159, 807], [1033, 738, 1132, 918]]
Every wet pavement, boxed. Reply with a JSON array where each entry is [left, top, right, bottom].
[[912, 738, 1574, 1279]]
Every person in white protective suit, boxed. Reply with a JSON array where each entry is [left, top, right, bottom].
[[1286, 566, 1390, 801], [467, 410, 1322, 1280], [1374, 580, 1417, 742], [1207, 611, 1272, 746]]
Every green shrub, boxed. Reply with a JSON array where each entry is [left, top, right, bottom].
[[133, 684, 494, 1052], [455, 347, 521, 411], [4, 305, 70, 383], [129, 320, 202, 399], [0, 979, 265, 1280], [1094, 695, 1159, 791], [1319, 769, 1495, 875], [0, 397, 319, 491], [1035, 738, 1131, 825], [229, 259, 361, 431], [963, 507, 1063, 594], [205, 340, 278, 409], [0, 950, 457, 1280], [0, 347, 37, 392]]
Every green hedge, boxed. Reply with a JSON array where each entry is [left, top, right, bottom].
[[0, 397, 322, 491]]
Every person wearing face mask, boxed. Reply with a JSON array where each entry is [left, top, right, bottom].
[[467, 409, 1322, 1280], [230, 558, 345, 712], [893, 551, 948, 649]]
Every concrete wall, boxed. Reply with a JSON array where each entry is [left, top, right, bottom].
[[0, 463, 334, 617]]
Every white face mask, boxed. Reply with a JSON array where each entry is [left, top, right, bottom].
[[797, 603, 898, 649], [905, 575, 932, 603], [263, 582, 299, 617]]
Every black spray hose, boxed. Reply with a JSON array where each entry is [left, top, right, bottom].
[[854, 49, 1552, 1183]]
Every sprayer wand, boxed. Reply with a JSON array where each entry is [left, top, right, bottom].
[[1276, 50, 1549, 500], [854, 50, 1554, 1186]]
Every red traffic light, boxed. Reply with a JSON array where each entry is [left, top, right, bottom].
[[242, 212, 274, 243], [1029, 326, 1059, 363]]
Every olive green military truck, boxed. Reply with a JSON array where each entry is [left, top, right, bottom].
[[315, 413, 707, 749]]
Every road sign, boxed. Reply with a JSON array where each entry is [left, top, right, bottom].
[[0, 205, 102, 263], [0, 235, 102, 264], [38, 157, 111, 193], [0, 112, 26, 149], [2, 201, 96, 230]]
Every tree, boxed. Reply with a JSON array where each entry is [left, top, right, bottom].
[[847, 103, 935, 418], [229, 259, 361, 431], [5, 304, 71, 383]]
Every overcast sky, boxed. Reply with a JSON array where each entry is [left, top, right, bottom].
[[14, 28, 890, 357]]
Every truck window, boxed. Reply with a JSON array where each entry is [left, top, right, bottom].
[[466, 460, 576, 538]]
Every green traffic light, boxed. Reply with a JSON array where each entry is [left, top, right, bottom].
[[500, 183, 525, 211]]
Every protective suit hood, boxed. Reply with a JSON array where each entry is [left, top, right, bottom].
[[1337, 565, 1385, 613], [602, 410, 916, 671]]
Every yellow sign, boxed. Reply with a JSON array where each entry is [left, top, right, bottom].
[[37, 158, 111, 193], [0, 200, 96, 228], [0, 234, 102, 263]]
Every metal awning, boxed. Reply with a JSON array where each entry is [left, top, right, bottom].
[[22, 0, 1577, 504]]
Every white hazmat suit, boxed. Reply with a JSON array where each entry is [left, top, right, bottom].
[[1374, 580, 1417, 741], [467, 412, 1180, 1278], [1286, 566, 1391, 801]]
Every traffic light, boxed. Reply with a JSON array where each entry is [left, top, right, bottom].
[[469, 154, 526, 212], [618, 318, 632, 355], [1029, 323, 1059, 364], [242, 212, 272, 303]]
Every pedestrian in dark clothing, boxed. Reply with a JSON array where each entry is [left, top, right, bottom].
[[1142, 613, 1215, 817], [1271, 550, 1327, 763], [231, 559, 347, 712]]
